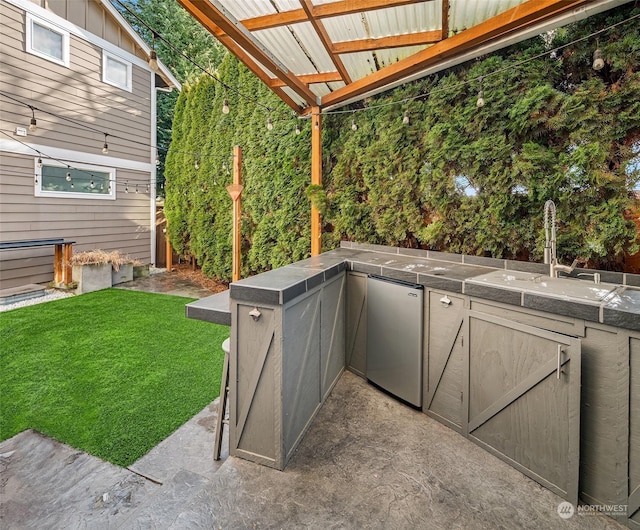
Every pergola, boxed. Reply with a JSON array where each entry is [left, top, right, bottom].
[[177, 0, 629, 255]]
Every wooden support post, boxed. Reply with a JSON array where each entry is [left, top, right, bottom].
[[63, 243, 73, 285], [311, 107, 322, 256], [165, 223, 172, 272], [227, 146, 243, 282], [54, 244, 62, 284]]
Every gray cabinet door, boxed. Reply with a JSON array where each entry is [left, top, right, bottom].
[[425, 291, 465, 432], [346, 272, 367, 377], [466, 311, 581, 506], [629, 336, 640, 529]]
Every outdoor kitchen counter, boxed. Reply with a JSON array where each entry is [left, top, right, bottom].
[[187, 242, 640, 331]]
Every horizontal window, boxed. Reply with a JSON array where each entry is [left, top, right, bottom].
[[26, 14, 69, 68], [35, 159, 116, 200], [103, 50, 132, 92]]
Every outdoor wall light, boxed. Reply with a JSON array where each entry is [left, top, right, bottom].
[[592, 48, 605, 71]]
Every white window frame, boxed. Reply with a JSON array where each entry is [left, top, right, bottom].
[[35, 158, 116, 200], [102, 50, 132, 92], [26, 13, 70, 68]]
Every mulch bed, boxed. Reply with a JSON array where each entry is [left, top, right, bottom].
[[173, 263, 229, 294]]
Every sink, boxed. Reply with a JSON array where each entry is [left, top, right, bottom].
[[467, 270, 620, 303]]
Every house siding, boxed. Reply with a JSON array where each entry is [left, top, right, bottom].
[[0, 0, 156, 289], [27, 0, 146, 60]]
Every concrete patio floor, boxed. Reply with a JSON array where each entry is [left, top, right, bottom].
[[0, 371, 624, 529]]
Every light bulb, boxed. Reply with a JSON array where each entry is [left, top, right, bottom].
[[403, 110, 410, 125], [29, 117, 37, 132], [66, 172, 72, 181], [125, 184, 129, 193], [267, 117, 273, 130], [155, 157, 160, 166], [295, 123, 301, 135], [314, 120, 319, 130], [71, 182, 74, 189], [351, 118, 357, 131], [476, 90, 485, 108], [37, 157, 43, 168], [592, 49, 605, 71], [90, 180, 95, 189], [195, 160, 199, 170], [222, 98, 230, 114], [102, 142, 108, 154], [148, 50, 159, 72]]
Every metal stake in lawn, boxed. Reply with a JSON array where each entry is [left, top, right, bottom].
[[226, 145, 243, 283]]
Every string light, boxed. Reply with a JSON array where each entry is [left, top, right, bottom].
[[403, 110, 410, 125], [195, 159, 199, 170], [37, 157, 43, 168], [267, 117, 274, 131], [102, 133, 109, 154], [295, 122, 301, 135], [66, 171, 72, 182], [29, 107, 37, 132], [125, 181, 129, 193], [70, 182, 74, 189], [351, 115, 358, 131], [592, 47, 605, 71], [90, 179, 95, 189], [148, 33, 160, 73], [135, 184, 139, 193], [476, 77, 485, 108], [222, 98, 230, 115]]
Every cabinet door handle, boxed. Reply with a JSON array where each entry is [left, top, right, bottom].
[[557, 345, 563, 379], [440, 295, 452, 306]]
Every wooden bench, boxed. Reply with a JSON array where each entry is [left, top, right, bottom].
[[0, 238, 75, 285]]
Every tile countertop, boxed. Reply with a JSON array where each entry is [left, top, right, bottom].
[[186, 243, 640, 332]]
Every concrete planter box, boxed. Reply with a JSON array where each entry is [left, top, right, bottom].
[[133, 264, 150, 279], [112, 263, 133, 285], [73, 263, 112, 294]]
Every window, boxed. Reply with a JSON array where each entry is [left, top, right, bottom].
[[35, 159, 116, 200], [103, 50, 132, 92], [26, 14, 69, 67]]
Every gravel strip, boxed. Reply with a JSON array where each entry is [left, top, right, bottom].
[[0, 289, 74, 313]]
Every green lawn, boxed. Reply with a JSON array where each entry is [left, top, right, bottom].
[[0, 289, 228, 467]]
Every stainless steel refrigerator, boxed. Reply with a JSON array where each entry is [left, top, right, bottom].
[[366, 275, 424, 408]]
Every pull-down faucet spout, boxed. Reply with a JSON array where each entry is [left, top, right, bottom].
[[543, 200, 578, 278]]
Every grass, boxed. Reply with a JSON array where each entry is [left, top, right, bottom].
[[0, 289, 229, 467]]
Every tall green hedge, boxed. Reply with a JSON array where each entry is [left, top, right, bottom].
[[165, 6, 640, 280]]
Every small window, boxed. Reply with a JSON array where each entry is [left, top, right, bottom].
[[26, 14, 69, 67], [35, 160, 116, 200], [103, 50, 132, 92]]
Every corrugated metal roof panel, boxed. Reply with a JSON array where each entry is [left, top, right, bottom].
[[219, 0, 275, 20], [339, 51, 378, 80], [373, 45, 429, 69], [323, 13, 368, 42], [254, 27, 318, 75], [280, 86, 307, 107], [362, 4, 441, 37], [289, 22, 337, 73], [309, 83, 332, 97], [450, 0, 524, 34]]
